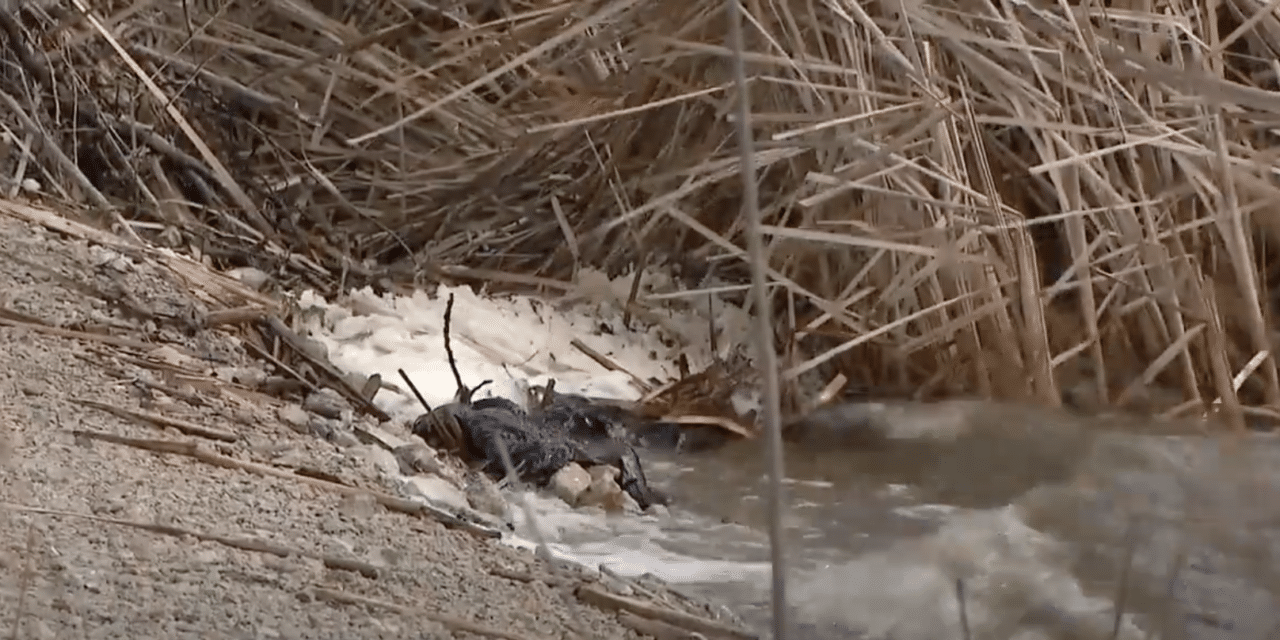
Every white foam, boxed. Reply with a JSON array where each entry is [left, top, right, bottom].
[[293, 275, 749, 419]]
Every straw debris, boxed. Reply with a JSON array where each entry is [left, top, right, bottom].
[[3, 0, 1280, 420]]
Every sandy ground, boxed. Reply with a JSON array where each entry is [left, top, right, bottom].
[[0, 208, 729, 640]]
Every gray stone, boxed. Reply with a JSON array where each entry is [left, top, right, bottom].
[[393, 442, 441, 474], [358, 445, 402, 478], [303, 388, 350, 419], [577, 465, 623, 510], [277, 404, 310, 433], [307, 417, 337, 439], [329, 428, 361, 448], [404, 475, 471, 513], [549, 463, 591, 506]]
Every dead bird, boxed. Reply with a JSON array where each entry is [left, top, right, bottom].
[[412, 390, 669, 510]]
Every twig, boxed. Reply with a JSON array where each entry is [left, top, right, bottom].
[[622, 253, 647, 330], [726, 0, 789, 636], [72, 398, 239, 442], [242, 339, 323, 396], [398, 368, 434, 413], [443, 293, 471, 403], [71, 429, 502, 538], [657, 414, 753, 439], [205, 306, 268, 327], [575, 583, 757, 640], [311, 587, 542, 640], [488, 566, 572, 588], [569, 338, 652, 392], [259, 317, 391, 422], [0, 503, 382, 578]]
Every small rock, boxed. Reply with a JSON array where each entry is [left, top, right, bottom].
[[576, 465, 624, 509], [357, 445, 401, 477], [338, 493, 379, 519], [604, 489, 641, 514], [308, 417, 337, 439], [19, 381, 46, 396], [277, 404, 310, 432], [393, 442, 441, 474], [229, 267, 271, 291], [404, 475, 471, 513], [588, 465, 619, 484], [329, 428, 360, 448], [303, 389, 350, 419], [550, 463, 592, 506], [296, 337, 330, 363]]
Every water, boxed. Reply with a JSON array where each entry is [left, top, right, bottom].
[[289, 280, 1280, 640]]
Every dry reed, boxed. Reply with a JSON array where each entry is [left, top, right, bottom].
[[1, 0, 1280, 420]]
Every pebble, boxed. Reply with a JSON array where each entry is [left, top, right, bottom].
[[307, 416, 337, 439], [277, 404, 310, 432], [329, 428, 361, 448], [338, 493, 379, 520], [303, 388, 350, 420], [356, 445, 401, 477], [404, 475, 472, 513], [550, 463, 592, 506], [228, 267, 271, 291], [393, 442, 441, 474]]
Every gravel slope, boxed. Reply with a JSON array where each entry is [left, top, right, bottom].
[[0, 208, 673, 640]]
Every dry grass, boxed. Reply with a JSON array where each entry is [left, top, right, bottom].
[[2, 0, 1280, 422]]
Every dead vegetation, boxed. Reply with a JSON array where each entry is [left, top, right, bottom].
[[2, 0, 1280, 425]]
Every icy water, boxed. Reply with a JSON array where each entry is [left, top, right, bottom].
[[288, 279, 1280, 640]]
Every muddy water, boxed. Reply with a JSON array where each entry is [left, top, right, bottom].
[[535, 405, 1280, 640], [294, 287, 1280, 640]]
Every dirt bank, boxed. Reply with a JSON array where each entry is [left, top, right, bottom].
[[0, 203, 741, 640]]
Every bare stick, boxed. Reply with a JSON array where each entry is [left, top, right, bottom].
[[398, 368, 434, 414], [311, 587, 539, 640], [71, 429, 501, 538], [72, 398, 239, 442], [575, 583, 758, 640], [1, 503, 382, 578], [726, 0, 790, 637], [443, 293, 471, 403]]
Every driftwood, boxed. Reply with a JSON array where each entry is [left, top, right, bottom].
[[575, 583, 758, 640], [72, 429, 503, 539], [311, 586, 543, 640], [1, 503, 382, 578]]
